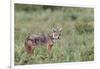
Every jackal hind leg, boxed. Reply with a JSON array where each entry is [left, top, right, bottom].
[[25, 45, 35, 56]]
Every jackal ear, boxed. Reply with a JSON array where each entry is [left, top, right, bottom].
[[59, 28, 62, 32], [53, 28, 56, 32]]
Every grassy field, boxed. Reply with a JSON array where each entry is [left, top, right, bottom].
[[14, 4, 94, 65]]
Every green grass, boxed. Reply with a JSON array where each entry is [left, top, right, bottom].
[[14, 5, 94, 65]]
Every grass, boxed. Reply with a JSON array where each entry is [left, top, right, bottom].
[[14, 4, 94, 65]]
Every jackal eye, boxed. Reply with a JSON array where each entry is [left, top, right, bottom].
[[59, 33, 61, 36], [54, 34, 58, 36]]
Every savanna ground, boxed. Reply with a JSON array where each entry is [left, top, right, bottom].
[[14, 4, 94, 65]]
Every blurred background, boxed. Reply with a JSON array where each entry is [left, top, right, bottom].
[[14, 4, 94, 65]]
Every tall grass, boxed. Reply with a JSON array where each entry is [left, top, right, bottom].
[[14, 4, 94, 65]]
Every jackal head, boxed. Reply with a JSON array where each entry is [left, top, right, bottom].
[[52, 28, 62, 40]]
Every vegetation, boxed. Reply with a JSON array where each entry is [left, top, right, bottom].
[[14, 4, 94, 65]]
